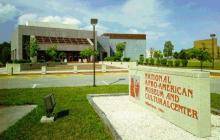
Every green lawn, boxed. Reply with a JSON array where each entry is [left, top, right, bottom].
[[188, 59, 220, 70], [0, 85, 128, 140], [0, 86, 219, 140]]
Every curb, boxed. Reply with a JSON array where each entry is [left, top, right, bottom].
[[87, 93, 128, 140], [0, 71, 128, 76]]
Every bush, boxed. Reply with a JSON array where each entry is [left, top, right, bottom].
[[149, 58, 155, 65], [104, 56, 115, 61], [181, 59, 188, 67], [156, 58, 160, 66], [167, 60, 173, 67], [138, 54, 144, 65], [144, 58, 149, 65], [0, 61, 3, 67], [161, 59, 167, 66], [123, 57, 130, 62], [174, 59, 180, 67]]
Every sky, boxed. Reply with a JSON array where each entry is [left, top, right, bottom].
[[0, 0, 220, 51]]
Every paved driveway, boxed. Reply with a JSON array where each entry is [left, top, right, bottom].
[[0, 73, 128, 89]]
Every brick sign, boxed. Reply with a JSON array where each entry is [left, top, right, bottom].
[[129, 66, 211, 137]]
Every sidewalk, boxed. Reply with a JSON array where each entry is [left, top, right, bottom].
[[0, 105, 37, 134]]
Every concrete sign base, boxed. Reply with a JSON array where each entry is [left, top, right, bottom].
[[129, 65, 211, 138]]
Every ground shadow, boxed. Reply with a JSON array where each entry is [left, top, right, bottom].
[[109, 78, 126, 85], [55, 109, 69, 120]]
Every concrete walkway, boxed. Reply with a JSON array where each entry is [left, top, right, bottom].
[[0, 105, 37, 134], [92, 95, 220, 140]]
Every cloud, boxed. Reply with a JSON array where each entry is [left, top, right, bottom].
[[82, 24, 109, 35], [128, 28, 139, 34], [147, 31, 166, 40], [18, 13, 81, 27], [0, 3, 18, 23], [95, 0, 171, 30], [18, 13, 38, 25], [39, 16, 81, 26]]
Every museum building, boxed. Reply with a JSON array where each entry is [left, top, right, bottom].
[[11, 22, 146, 61]]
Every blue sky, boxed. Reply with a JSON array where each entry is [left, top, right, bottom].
[[0, 0, 220, 51]]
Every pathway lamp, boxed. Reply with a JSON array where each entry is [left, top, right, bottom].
[[91, 18, 98, 87], [210, 33, 216, 69]]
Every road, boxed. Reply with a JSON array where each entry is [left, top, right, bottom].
[[0, 73, 219, 93], [0, 73, 128, 89]]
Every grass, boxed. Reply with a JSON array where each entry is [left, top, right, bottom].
[[211, 93, 220, 109], [187, 59, 220, 70], [0, 85, 128, 140]]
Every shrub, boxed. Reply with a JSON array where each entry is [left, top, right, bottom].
[[181, 59, 188, 67], [167, 60, 173, 67], [161, 59, 167, 66], [123, 57, 130, 62], [156, 58, 160, 66], [149, 58, 155, 65], [46, 45, 58, 61], [174, 59, 180, 67], [0, 61, 3, 67], [104, 56, 114, 61], [144, 58, 149, 65], [138, 54, 144, 65]]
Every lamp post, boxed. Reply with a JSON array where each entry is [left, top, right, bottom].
[[91, 18, 98, 87], [210, 33, 216, 69]]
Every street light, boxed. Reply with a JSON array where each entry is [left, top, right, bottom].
[[91, 18, 98, 87], [210, 33, 216, 69]]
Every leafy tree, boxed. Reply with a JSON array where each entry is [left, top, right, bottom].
[[173, 51, 179, 59], [194, 47, 211, 71], [59, 52, 66, 61], [178, 49, 190, 60], [29, 38, 39, 57], [163, 41, 174, 58], [114, 42, 126, 61], [138, 54, 144, 64], [0, 42, 11, 64], [80, 48, 98, 62], [46, 45, 58, 61], [153, 50, 162, 59]]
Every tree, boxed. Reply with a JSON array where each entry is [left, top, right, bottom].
[[58, 52, 66, 62], [80, 48, 98, 62], [173, 51, 179, 59], [178, 49, 190, 60], [194, 47, 211, 71], [29, 38, 39, 58], [114, 42, 126, 61], [153, 50, 162, 59], [80, 48, 93, 61], [163, 41, 174, 58], [46, 45, 58, 61], [0, 42, 11, 64]]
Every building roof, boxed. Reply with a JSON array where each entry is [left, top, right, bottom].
[[102, 33, 146, 40]]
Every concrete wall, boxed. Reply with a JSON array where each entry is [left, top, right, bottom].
[[11, 29, 21, 60], [129, 65, 210, 137]]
